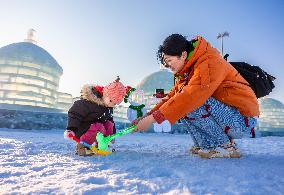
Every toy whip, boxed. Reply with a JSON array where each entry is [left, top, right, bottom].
[[96, 125, 136, 151], [64, 130, 111, 155], [64, 125, 136, 155]]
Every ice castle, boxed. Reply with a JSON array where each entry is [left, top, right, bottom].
[[0, 29, 73, 112], [257, 98, 284, 136]]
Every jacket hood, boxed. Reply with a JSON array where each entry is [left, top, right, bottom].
[[80, 84, 105, 106], [175, 36, 209, 78]]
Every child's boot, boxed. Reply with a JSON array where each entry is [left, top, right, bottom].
[[75, 143, 94, 156]]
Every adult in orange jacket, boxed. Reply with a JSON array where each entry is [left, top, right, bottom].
[[134, 34, 259, 158]]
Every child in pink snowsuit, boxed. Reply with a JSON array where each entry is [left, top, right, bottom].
[[65, 77, 126, 156]]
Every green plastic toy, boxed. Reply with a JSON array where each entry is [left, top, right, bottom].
[[96, 125, 136, 151]]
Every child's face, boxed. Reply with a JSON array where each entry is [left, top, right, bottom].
[[163, 51, 187, 74], [103, 95, 116, 107]]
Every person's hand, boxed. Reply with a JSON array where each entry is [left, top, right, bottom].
[[131, 116, 145, 125], [64, 130, 75, 140], [134, 114, 156, 132]]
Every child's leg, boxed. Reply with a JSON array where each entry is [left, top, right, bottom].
[[80, 123, 106, 145], [103, 121, 114, 136], [103, 121, 116, 144]]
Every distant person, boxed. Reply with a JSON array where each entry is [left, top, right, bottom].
[[152, 89, 172, 133], [133, 34, 259, 158], [65, 77, 126, 156]]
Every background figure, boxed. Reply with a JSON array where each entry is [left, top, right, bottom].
[[153, 120, 171, 133], [152, 89, 172, 133], [126, 88, 147, 123]]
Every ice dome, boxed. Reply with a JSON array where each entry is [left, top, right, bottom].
[[259, 98, 284, 110], [257, 98, 284, 136], [0, 31, 71, 112], [136, 69, 174, 95], [0, 42, 62, 73]]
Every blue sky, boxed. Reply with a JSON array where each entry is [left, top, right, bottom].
[[0, 0, 284, 102]]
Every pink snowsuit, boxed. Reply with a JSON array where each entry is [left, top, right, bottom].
[[80, 120, 114, 145]]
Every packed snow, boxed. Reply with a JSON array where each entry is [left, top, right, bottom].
[[0, 128, 284, 194]]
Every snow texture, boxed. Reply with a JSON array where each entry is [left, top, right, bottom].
[[0, 128, 284, 194]]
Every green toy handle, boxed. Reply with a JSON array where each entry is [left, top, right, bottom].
[[96, 125, 136, 151]]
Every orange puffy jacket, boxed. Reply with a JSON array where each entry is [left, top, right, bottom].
[[151, 36, 259, 124]]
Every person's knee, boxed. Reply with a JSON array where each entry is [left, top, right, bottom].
[[89, 123, 105, 133], [103, 121, 114, 136]]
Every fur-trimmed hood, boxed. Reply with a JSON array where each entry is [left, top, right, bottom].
[[80, 84, 105, 106]]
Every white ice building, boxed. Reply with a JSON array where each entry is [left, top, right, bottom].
[[136, 68, 174, 104], [0, 29, 73, 112], [257, 97, 284, 136]]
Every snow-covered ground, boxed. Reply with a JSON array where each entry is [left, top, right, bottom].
[[0, 129, 284, 195]]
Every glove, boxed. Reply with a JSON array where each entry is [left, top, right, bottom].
[[64, 130, 75, 140]]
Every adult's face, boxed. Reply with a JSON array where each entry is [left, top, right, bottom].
[[162, 51, 187, 74]]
